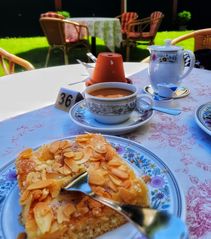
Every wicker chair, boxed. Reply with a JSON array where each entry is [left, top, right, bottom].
[[39, 17, 90, 66], [171, 28, 211, 50], [40, 11, 65, 19], [124, 11, 164, 61], [116, 12, 139, 38], [0, 48, 34, 75]]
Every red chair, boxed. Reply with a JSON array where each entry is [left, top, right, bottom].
[[116, 12, 139, 38], [124, 11, 164, 61]]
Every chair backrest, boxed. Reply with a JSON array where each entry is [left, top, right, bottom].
[[40, 17, 89, 46], [149, 11, 164, 37], [0, 48, 34, 75], [171, 28, 211, 51], [40, 17, 66, 45], [40, 11, 65, 19], [171, 28, 211, 70], [141, 29, 211, 64], [119, 12, 139, 33]]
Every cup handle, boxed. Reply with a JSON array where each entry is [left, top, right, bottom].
[[179, 50, 195, 80], [136, 94, 153, 111]]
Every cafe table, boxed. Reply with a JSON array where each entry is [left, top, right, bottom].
[[0, 63, 210, 239], [66, 17, 122, 55]]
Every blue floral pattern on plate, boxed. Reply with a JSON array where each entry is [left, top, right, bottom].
[[0, 135, 184, 239], [195, 102, 211, 135]]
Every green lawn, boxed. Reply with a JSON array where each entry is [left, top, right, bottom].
[[0, 31, 193, 76]]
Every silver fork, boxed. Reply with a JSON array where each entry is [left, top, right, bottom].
[[64, 171, 188, 239], [86, 52, 97, 62]]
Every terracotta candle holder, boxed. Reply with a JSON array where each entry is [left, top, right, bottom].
[[85, 52, 131, 86]]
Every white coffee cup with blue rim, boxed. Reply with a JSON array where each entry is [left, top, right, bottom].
[[84, 82, 153, 124]]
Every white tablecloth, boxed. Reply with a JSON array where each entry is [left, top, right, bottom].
[[66, 17, 122, 52], [0, 63, 211, 238]]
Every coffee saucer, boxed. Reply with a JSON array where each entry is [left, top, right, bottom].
[[144, 85, 190, 100], [69, 100, 153, 135]]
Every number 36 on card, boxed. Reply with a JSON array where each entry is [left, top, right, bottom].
[[55, 87, 83, 112]]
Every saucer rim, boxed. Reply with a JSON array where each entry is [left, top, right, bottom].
[[69, 100, 154, 134], [144, 85, 190, 99]]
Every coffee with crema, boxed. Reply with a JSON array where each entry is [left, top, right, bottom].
[[89, 88, 133, 98]]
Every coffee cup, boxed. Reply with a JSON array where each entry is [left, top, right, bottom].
[[85, 52, 131, 86], [148, 40, 195, 98], [84, 82, 153, 124]]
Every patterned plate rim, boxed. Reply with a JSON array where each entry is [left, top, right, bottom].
[[0, 135, 186, 238], [195, 102, 211, 135]]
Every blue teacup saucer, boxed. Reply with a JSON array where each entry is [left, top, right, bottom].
[[69, 100, 154, 135], [144, 85, 190, 100]]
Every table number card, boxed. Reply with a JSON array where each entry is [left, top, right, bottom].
[[55, 87, 84, 112]]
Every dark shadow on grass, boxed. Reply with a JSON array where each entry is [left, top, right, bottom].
[[117, 46, 149, 62], [15, 43, 149, 73], [16, 44, 109, 70]]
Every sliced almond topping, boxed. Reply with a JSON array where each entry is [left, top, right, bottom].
[[108, 159, 121, 167], [39, 188, 50, 201], [76, 135, 90, 143], [118, 165, 128, 172], [122, 180, 131, 188], [110, 168, 129, 179], [118, 187, 135, 203], [94, 143, 107, 154], [64, 151, 74, 158], [107, 180, 118, 192], [63, 203, 76, 217], [108, 174, 122, 186], [92, 161, 100, 169], [103, 191, 112, 199], [58, 165, 72, 175], [92, 151, 105, 161], [74, 158, 89, 165], [74, 148, 92, 164], [33, 202, 53, 234], [63, 148, 72, 153], [89, 170, 105, 186], [105, 146, 114, 161], [39, 147, 53, 161], [20, 190, 30, 205], [49, 141, 60, 154], [57, 205, 69, 224], [93, 186, 105, 196], [32, 189, 43, 200], [54, 154, 63, 161], [74, 151, 84, 160], [65, 159, 80, 173], [90, 157, 101, 162], [48, 181, 62, 198], [27, 179, 54, 190], [64, 157, 73, 168], [18, 148, 33, 159], [59, 140, 70, 149]]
